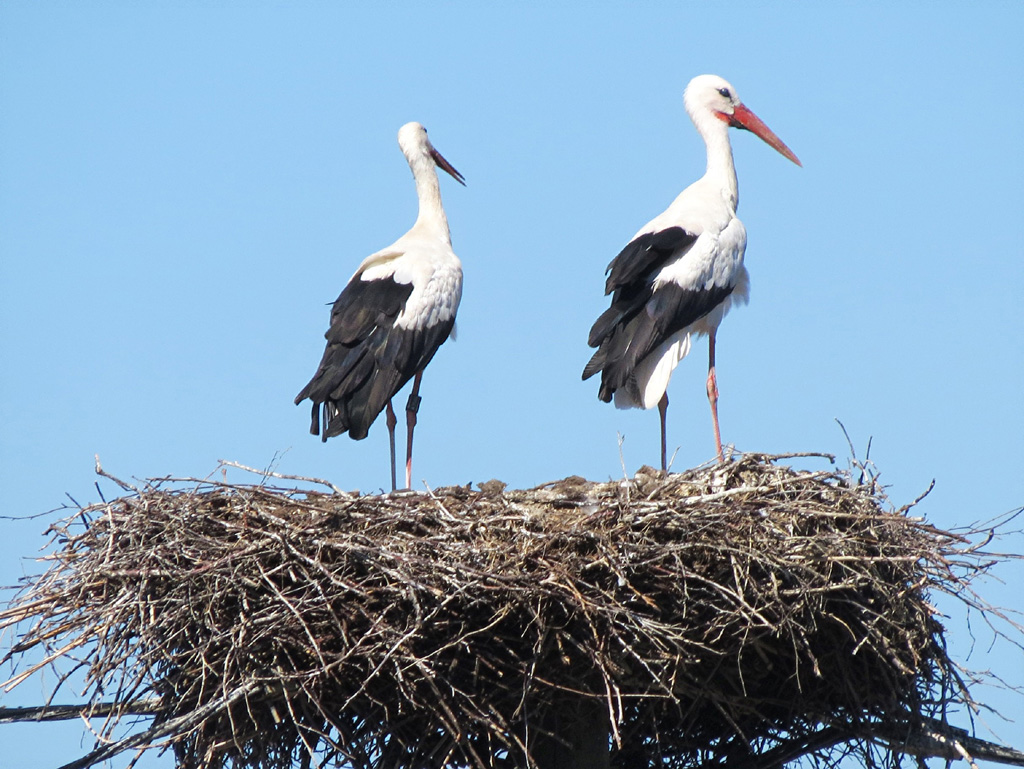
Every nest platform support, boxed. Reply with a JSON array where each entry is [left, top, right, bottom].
[[531, 688, 610, 769]]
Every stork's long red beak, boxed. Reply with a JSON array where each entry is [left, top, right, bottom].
[[431, 147, 466, 185], [728, 104, 802, 167]]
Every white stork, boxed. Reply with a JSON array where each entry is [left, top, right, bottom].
[[583, 75, 800, 470], [295, 121, 465, 491]]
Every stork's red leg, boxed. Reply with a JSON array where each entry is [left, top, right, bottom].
[[386, 401, 398, 492], [658, 393, 669, 473], [707, 332, 724, 462], [405, 372, 423, 490]]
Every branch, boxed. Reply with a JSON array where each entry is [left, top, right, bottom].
[[0, 700, 160, 725], [872, 717, 1024, 767], [56, 683, 257, 769]]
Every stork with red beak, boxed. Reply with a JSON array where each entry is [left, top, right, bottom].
[[583, 75, 801, 470]]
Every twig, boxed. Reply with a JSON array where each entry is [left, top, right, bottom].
[[217, 459, 348, 495]]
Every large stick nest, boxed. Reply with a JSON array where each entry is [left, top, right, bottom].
[[2, 453, 1020, 769]]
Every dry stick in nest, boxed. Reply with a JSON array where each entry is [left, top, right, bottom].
[[1, 453, 1023, 769]]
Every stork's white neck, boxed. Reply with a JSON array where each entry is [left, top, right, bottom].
[[694, 112, 740, 212], [409, 152, 452, 243]]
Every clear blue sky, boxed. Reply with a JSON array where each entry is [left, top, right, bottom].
[[2, 2, 1022, 767]]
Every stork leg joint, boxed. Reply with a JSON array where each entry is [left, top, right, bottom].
[[706, 369, 719, 402]]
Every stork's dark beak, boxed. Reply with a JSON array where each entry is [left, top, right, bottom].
[[431, 147, 466, 185]]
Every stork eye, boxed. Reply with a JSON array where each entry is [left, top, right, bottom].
[[718, 87, 731, 98]]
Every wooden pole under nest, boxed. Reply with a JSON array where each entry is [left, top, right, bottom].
[[531, 693, 610, 769]]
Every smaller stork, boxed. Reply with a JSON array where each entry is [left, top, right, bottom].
[[583, 75, 800, 470], [295, 122, 465, 491]]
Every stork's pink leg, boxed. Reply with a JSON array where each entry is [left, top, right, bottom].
[[707, 332, 724, 462], [658, 393, 669, 473], [404, 372, 423, 490], [386, 401, 398, 492]]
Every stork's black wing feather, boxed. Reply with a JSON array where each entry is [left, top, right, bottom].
[[295, 275, 413, 405], [583, 282, 733, 400], [603, 227, 698, 294], [587, 227, 698, 347], [295, 273, 454, 441], [583, 226, 731, 402], [324, 274, 415, 347]]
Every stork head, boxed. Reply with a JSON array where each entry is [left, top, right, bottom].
[[684, 75, 801, 166], [398, 122, 466, 185]]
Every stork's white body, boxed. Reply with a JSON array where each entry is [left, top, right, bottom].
[[356, 232, 463, 336], [584, 75, 799, 467], [296, 122, 465, 490], [615, 182, 750, 411]]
